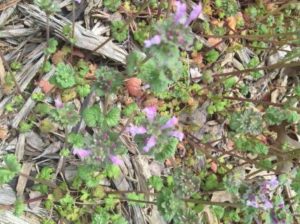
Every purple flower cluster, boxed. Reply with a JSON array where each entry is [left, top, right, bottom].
[[144, 1, 202, 48], [173, 1, 202, 26], [246, 176, 279, 210], [126, 106, 184, 153]]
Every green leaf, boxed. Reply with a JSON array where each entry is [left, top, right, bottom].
[[51, 63, 76, 89], [4, 154, 21, 173], [292, 169, 300, 194], [105, 164, 120, 179], [127, 193, 145, 207], [14, 198, 25, 216], [212, 205, 225, 220], [46, 38, 58, 55], [67, 133, 85, 147], [148, 176, 164, 191], [0, 168, 16, 185], [155, 138, 178, 161], [83, 105, 103, 128], [105, 107, 121, 127], [223, 76, 238, 90], [205, 50, 220, 63], [76, 84, 90, 98], [123, 103, 138, 117], [111, 20, 128, 42], [104, 195, 119, 209], [264, 107, 285, 125], [103, 0, 121, 12], [229, 109, 263, 135], [203, 174, 219, 190]]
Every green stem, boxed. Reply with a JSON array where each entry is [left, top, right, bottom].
[[70, 0, 75, 63]]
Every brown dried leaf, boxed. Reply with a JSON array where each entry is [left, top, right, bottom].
[[51, 50, 66, 65], [38, 79, 54, 93], [210, 161, 218, 173], [207, 37, 222, 47], [143, 96, 159, 107], [0, 125, 8, 140], [85, 63, 97, 79], [0, 56, 5, 85], [191, 52, 204, 67], [125, 77, 143, 97], [226, 16, 237, 31]]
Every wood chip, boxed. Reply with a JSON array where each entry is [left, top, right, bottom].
[[15, 133, 26, 161], [0, 185, 16, 205], [16, 162, 33, 197]]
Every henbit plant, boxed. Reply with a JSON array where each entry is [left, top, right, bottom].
[[111, 20, 129, 43], [50, 62, 76, 89], [126, 106, 184, 161], [0, 154, 21, 184], [34, 0, 60, 68], [126, 2, 202, 93]]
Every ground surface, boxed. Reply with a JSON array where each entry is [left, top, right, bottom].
[[0, 0, 300, 224]]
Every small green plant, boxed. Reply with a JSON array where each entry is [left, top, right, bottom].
[[205, 49, 220, 63], [229, 109, 263, 135], [103, 0, 121, 12], [50, 63, 76, 89], [0, 154, 21, 185], [94, 66, 123, 96], [34, 0, 60, 14], [111, 20, 128, 42]]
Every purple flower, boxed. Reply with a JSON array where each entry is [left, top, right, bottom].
[[126, 125, 147, 137], [174, 1, 187, 24], [267, 177, 279, 190], [54, 97, 64, 108], [75, 0, 81, 3], [246, 194, 259, 208], [260, 176, 279, 193], [110, 155, 122, 165], [259, 194, 273, 210], [143, 106, 157, 122], [161, 116, 178, 129], [263, 199, 273, 210], [143, 135, 157, 152], [185, 4, 202, 26], [168, 130, 184, 141], [144, 35, 161, 48], [73, 148, 91, 159]]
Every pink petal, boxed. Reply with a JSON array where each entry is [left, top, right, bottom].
[[168, 130, 184, 141], [110, 155, 122, 165], [174, 1, 187, 24], [126, 125, 147, 137], [142, 106, 157, 122], [73, 148, 91, 159], [185, 4, 202, 26], [143, 135, 157, 152], [144, 35, 161, 48], [54, 97, 64, 108], [161, 116, 178, 129]]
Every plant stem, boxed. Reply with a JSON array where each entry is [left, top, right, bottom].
[[41, 14, 50, 71], [213, 61, 300, 78], [70, 0, 75, 63]]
